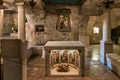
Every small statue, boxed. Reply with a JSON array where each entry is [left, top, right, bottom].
[[57, 64, 69, 72]]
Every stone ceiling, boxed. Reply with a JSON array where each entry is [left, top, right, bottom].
[[42, 0, 86, 5], [0, 0, 120, 16], [82, 0, 120, 16]]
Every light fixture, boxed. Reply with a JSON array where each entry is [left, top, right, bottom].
[[93, 26, 99, 34], [28, 0, 36, 9], [16, 0, 36, 9], [103, 0, 114, 9]]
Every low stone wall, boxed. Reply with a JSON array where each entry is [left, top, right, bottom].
[[27, 47, 33, 59], [106, 53, 120, 77], [29, 46, 43, 57]]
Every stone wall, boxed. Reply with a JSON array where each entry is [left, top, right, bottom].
[[3, 0, 120, 45], [111, 8, 120, 29], [25, 4, 89, 45], [87, 16, 102, 44], [3, 11, 14, 36], [86, 8, 120, 44]]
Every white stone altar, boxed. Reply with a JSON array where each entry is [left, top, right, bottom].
[[44, 41, 85, 77]]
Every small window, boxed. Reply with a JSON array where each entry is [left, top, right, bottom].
[[93, 27, 99, 34]]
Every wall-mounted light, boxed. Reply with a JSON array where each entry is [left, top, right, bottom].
[[93, 26, 99, 34], [17, 0, 36, 9], [28, 0, 36, 9], [103, 0, 114, 9]]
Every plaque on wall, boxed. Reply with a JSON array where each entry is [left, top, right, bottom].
[[35, 25, 44, 32], [56, 9, 71, 32]]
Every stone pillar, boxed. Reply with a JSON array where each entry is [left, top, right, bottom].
[[17, 2, 26, 41], [16, 2, 27, 80], [0, 10, 4, 37], [72, 32, 79, 41], [102, 9, 111, 41], [100, 9, 113, 64], [79, 25, 90, 57], [0, 9, 4, 80], [21, 41, 27, 80]]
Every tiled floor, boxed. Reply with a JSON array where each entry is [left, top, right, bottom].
[[27, 45, 120, 80]]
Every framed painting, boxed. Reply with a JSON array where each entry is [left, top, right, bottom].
[[56, 9, 71, 32], [35, 25, 44, 32]]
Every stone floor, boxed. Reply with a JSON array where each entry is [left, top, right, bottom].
[[27, 45, 120, 80]]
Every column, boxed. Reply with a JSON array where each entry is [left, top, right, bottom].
[[102, 9, 111, 41], [0, 10, 4, 80], [0, 10, 4, 37], [21, 41, 27, 80], [17, 2, 26, 41], [16, 2, 27, 80], [100, 8, 113, 64], [79, 16, 90, 57]]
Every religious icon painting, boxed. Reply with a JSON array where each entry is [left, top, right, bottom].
[[35, 25, 44, 32], [56, 9, 71, 32]]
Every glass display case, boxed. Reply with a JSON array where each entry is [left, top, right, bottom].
[[44, 41, 85, 77]]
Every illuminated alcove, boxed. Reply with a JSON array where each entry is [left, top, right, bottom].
[[50, 50, 80, 76]]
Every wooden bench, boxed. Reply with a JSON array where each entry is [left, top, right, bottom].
[[106, 53, 120, 77]]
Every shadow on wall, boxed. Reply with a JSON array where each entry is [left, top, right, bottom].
[[111, 26, 120, 44]]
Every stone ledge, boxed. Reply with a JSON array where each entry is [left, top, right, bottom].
[[106, 53, 120, 77], [31, 46, 43, 55]]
